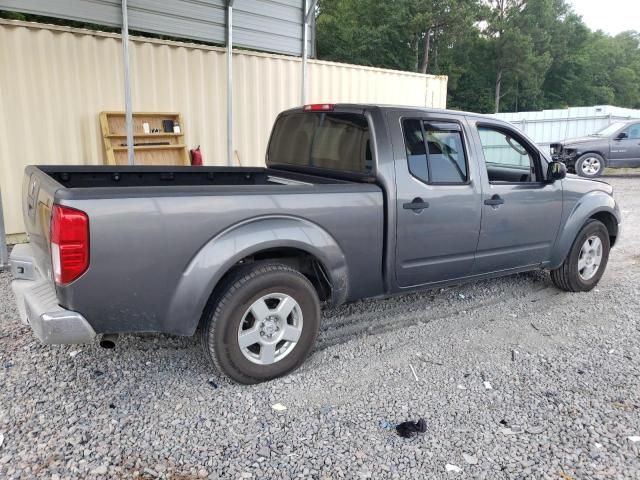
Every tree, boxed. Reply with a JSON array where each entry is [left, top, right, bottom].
[[539, 11, 592, 108], [482, 0, 555, 112], [316, 0, 415, 71], [314, 0, 640, 112], [408, 0, 479, 74]]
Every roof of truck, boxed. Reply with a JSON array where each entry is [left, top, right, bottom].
[[285, 103, 504, 123]]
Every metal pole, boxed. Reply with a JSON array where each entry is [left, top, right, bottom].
[[301, 0, 317, 105], [301, 0, 308, 104], [0, 190, 8, 270], [227, 0, 235, 167], [122, 0, 134, 165]]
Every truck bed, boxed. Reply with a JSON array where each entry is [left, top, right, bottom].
[[38, 165, 351, 189], [22, 165, 385, 336]]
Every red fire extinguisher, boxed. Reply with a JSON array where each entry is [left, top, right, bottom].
[[190, 145, 203, 166]]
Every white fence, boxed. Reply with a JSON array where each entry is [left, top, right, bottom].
[[494, 105, 640, 154]]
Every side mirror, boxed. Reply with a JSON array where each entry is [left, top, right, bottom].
[[548, 161, 566, 182], [615, 132, 628, 140]]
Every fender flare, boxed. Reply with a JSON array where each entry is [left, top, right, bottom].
[[549, 191, 620, 268], [165, 215, 348, 335]]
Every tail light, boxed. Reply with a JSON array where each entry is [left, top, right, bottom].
[[51, 205, 89, 285], [303, 103, 335, 112]]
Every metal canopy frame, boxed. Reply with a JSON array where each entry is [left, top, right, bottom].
[[122, 0, 134, 165], [114, 0, 312, 167], [301, 0, 317, 104], [227, 0, 235, 166]]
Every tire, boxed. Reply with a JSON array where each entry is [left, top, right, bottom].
[[551, 220, 610, 292], [201, 263, 320, 384], [575, 153, 605, 178]]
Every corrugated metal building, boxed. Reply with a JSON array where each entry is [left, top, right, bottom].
[[495, 105, 640, 153], [0, 19, 448, 237]]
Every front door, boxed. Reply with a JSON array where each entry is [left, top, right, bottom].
[[610, 122, 640, 167], [469, 121, 563, 274], [394, 115, 482, 287]]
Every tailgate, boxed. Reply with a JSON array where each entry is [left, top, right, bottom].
[[21, 166, 62, 280]]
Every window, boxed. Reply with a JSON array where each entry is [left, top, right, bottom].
[[402, 119, 468, 184], [622, 123, 640, 139], [477, 126, 538, 183], [403, 119, 428, 182], [592, 122, 626, 137], [425, 126, 468, 183], [267, 112, 372, 175]]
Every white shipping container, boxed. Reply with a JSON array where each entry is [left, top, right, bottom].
[[494, 106, 640, 154]]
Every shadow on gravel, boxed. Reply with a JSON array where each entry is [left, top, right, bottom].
[[316, 270, 554, 349], [92, 270, 554, 360]]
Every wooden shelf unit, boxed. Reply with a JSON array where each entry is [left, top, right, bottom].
[[100, 112, 190, 166]]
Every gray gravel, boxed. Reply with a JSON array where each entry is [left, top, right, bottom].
[[1, 176, 640, 479]]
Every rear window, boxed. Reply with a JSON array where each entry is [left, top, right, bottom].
[[267, 112, 373, 175]]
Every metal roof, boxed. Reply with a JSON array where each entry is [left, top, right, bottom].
[[0, 0, 312, 56]]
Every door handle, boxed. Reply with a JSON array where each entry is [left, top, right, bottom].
[[484, 194, 504, 206], [403, 198, 430, 211]]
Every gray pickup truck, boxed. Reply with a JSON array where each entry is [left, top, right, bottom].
[[551, 119, 640, 177], [11, 104, 621, 384]]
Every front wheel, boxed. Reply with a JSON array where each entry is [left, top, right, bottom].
[[551, 220, 610, 292], [201, 263, 320, 384], [575, 153, 605, 178]]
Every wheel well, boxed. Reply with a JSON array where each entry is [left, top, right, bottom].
[[590, 212, 618, 247], [240, 248, 332, 301], [200, 248, 333, 328]]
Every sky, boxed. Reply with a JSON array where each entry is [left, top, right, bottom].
[[568, 0, 639, 35]]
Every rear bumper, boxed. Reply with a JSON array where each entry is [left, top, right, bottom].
[[10, 244, 96, 344]]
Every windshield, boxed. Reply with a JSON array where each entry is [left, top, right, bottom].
[[591, 122, 626, 137]]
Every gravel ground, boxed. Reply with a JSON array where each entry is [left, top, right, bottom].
[[1, 176, 639, 479]]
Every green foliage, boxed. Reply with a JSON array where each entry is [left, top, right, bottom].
[[317, 0, 415, 70], [316, 0, 640, 113]]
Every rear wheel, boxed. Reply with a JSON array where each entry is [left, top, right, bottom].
[[201, 263, 320, 384], [551, 220, 610, 292], [576, 153, 605, 178]]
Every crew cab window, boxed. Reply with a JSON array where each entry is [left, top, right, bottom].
[[268, 112, 372, 175], [477, 126, 538, 183], [622, 123, 640, 139], [402, 119, 468, 184]]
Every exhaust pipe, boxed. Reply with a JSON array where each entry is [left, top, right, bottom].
[[99, 333, 118, 349]]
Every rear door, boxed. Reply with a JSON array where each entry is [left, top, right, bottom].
[[609, 122, 640, 167], [468, 119, 563, 274], [392, 112, 482, 287]]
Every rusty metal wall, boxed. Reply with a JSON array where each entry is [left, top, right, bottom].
[[0, 19, 448, 235]]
